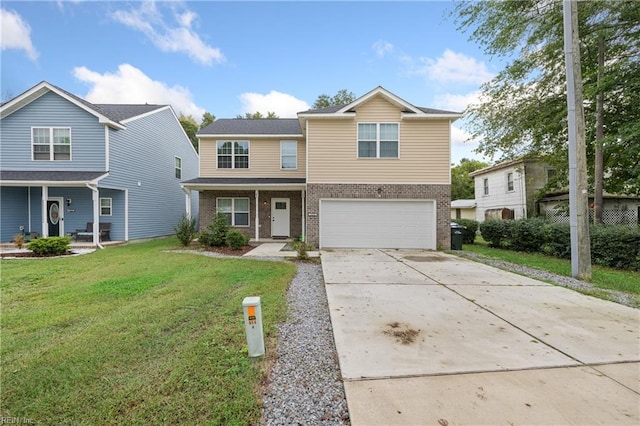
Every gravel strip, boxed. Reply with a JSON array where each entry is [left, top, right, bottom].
[[261, 262, 350, 425], [455, 251, 639, 309]]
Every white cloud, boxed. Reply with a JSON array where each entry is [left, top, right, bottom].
[[111, 1, 223, 66], [403, 49, 493, 86], [239, 91, 310, 118], [433, 91, 482, 113], [73, 64, 205, 118], [451, 125, 475, 146], [372, 40, 393, 57], [0, 8, 38, 61]]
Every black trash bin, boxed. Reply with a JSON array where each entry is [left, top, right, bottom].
[[450, 222, 465, 250]]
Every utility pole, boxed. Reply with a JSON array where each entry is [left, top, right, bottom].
[[563, 0, 592, 280]]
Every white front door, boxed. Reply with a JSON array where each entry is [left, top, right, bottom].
[[271, 198, 290, 237]]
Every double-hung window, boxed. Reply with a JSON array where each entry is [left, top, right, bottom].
[[32, 127, 71, 161], [357, 123, 398, 158], [100, 198, 112, 216], [281, 141, 297, 169], [507, 172, 514, 192], [217, 141, 249, 169], [175, 157, 182, 179], [217, 198, 249, 227]]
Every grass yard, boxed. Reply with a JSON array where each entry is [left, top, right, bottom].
[[0, 238, 296, 425], [463, 237, 640, 299]]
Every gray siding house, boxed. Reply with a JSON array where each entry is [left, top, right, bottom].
[[0, 81, 199, 244]]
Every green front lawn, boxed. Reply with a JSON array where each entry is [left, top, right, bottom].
[[463, 237, 640, 297], [1, 238, 296, 425]]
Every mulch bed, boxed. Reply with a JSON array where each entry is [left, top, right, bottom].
[[181, 242, 255, 257], [1, 251, 73, 258]]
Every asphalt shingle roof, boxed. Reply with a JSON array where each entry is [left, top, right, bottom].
[[93, 104, 165, 122], [0, 170, 107, 182], [182, 177, 306, 185], [199, 118, 302, 135]]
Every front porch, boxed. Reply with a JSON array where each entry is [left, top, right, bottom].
[[182, 177, 307, 242]]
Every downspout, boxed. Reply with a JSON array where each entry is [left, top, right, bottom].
[[255, 190, 259, 241], [85, 183, 104, 249]]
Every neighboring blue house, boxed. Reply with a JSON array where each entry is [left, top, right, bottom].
[[0, 81, 199, 245]]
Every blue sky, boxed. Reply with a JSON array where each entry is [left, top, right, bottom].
[[1, 1, 502, 164]]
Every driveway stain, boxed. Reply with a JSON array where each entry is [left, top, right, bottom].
[[383, 322, 421, 344]]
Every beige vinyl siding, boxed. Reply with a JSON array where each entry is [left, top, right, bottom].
[[307, 98, 451, 184], [199, 137, 305, 178]]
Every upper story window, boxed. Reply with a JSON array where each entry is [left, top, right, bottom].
[[32, 127, 71, 161], [281, 141, 297, 170], [507, 172, 514, 192], [357, 123, 398, 158], [175, 157, 182, 179], [217, 141, 249, 169], [483, 178, 489, 196]]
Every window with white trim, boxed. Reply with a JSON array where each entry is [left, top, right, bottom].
[[357, 123, 398, 158], [281, 141, 297, 169], [217, 141, 249, 169], [32, 127, 71, 161], [100, 198, 112, 216], [217, 197, 249, 227], [175, 157, 182, 179], [483, 178, 489, 196], [507, 172, 514, 192]]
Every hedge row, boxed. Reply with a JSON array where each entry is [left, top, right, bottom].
[[479, 219, 640, 271]]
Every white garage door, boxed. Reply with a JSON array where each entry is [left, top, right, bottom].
[[320, 199, 436, 249]]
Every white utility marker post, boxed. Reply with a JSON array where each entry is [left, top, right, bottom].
[[242, 296, 265, 358]]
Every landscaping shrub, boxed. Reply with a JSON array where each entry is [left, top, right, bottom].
[[13, 234, 25, 249], [292, 240, 311, 260], [200, 212, 229, 247], [541, 222, 571, 259], [479, 220, 510, 248], [509, 218, 547, 252], [226, 229, 249, 250], [174, 214, 196, 246], [27, 237, 71, 256], [590, 225, 640, 271], [456, 219, 479, 244]]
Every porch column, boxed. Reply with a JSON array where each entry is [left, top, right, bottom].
[[86, 183, 102, 248], [255, 190, 259, 241], [183, 186, 191, 219], [301, 190, 306, 242], [41, 185, 48, 237]]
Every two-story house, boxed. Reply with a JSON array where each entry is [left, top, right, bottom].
[[183, 86, 461, 249], [469, 157, 554, 222], [0, 81, 199, 245]]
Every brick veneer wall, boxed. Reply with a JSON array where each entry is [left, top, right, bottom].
[[305, 183, 451, 249], [199, 190, 303, 239]]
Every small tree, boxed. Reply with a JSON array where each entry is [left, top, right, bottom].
[[174, 214, 196, 246]]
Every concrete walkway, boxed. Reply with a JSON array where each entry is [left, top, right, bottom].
[[321, 249, 640, 425], [243, 242, 319, 258]]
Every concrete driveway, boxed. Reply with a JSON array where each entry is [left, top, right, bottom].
[[321, 249, 640, 425]]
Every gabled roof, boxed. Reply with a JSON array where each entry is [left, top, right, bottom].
[[298, 86, 462, 120], [469, 157, 540, 177], [0, 81, 167, 129], [198, 118, 303, 137]]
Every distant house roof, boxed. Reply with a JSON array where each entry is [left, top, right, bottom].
[[468, 157, 537, 177], [0, 170, 108, 186], [0, 81, 167, 128], [198, 118, 303, 136], [451, 199, 477, 209]]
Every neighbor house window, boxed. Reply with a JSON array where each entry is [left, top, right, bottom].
[[32, 127, 71, 161], [507, 172, 514, 191], [175, 157, 182, 179], [546, 168, 557, 183], [357, 123, 398, 158], [281, 141, 297, 169], [483, 178, 489, 195], [100, 198, 112, 216], [217, 141, 249, 169], [217, 198, 249, 227]]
